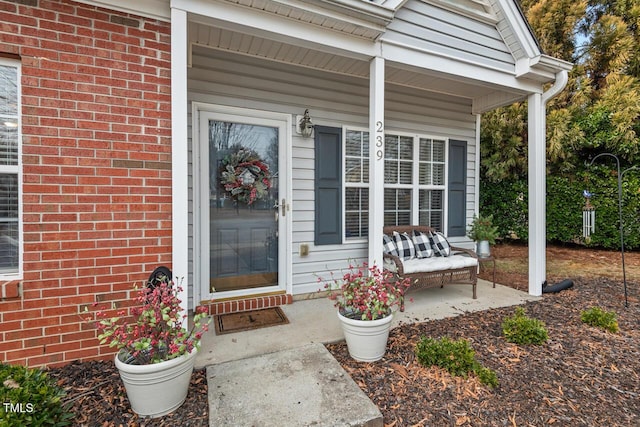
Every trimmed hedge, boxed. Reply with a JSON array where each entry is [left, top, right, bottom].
[[480, 168, 640, 250]]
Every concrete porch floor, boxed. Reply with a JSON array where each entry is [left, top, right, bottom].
[[199, 280, 538, 426], [195, 279, 538, 369]]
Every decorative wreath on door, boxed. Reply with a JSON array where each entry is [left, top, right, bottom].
[[219, 147, 272, 205]]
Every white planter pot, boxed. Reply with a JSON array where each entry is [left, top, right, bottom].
[[114, 348, 196, 418], [337, 311, 393, 362], [477, 240, 491, 258]]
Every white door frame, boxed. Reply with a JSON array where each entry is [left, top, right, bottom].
[[192, 103, 292, 303]]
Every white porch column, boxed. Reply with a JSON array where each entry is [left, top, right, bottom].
[[368, 57, 385, 269], [171, 8, 189, 311], [527, 92, 545, 296], [527, 70, 569, 296]]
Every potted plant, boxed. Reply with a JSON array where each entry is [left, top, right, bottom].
[[90, 279, 211, 418], [319, 263, 410, 362], [467, 213, 499, 258]]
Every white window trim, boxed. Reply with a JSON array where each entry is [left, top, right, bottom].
[[383, 130, 450, 231], [0, 57, 23, 280], [342, 126, 370, 244]]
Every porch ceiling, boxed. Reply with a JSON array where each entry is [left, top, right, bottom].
[[189, 23, 527, 106]]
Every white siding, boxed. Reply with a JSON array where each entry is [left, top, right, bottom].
[[187, 46, 477, 298], [382, 0, 515, 72]]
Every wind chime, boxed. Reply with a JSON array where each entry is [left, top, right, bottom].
[[582, 189, 595, 240]]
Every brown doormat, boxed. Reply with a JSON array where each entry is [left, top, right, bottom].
[[214, 307, 289, 335]]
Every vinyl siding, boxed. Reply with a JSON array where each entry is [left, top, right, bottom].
[[187, 46, 477, 299], [382, 0, 515, 72]]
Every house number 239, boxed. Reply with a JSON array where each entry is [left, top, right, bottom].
[[375, 121, 384, 160]]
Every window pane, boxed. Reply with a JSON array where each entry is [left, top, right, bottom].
[[0, 65, 18, 115], [346, 132, 361, 156], [433, 164, 445, 185], [345, 187, 368, 239], [0, 220, 18, 272], [0, 122, 18, 166], [384, 188, 411, 226], [397, 188, 411, 210], [345, 158, 362, 182], [399, 162, 412, 184], [433, 139, 446, 162], [399, 136, 413, 160], [362, 158, 369, 184], [397, 212, 411, 225], [385, 135, 398, 159], [384, 160, 397, 184], [418, 138, 446, 186], [419, 189, 444, 231], [419, 138, 431, 161], [0, 173, 18, 272], [419, 163, 431, 185], [0, 173, 18, 218]]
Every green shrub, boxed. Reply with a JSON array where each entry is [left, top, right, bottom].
[[1, 363, 74, 426], [415, 337, 498, 388], [501, 307, 548, 345], [480, 171, 640, 250], [581, 307, 619, 333]]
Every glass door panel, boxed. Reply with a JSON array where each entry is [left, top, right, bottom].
[[208, 121, 279, 293]]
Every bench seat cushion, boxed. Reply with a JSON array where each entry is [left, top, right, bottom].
[[401, 255, 477, 274]]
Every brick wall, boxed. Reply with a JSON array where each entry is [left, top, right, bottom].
[[0, 0, 172, 367]]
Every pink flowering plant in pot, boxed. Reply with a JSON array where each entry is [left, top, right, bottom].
[[320, 263, 411, 321], [92, 281, 211, 365]]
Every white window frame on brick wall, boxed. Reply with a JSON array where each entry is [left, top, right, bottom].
[[0, 58, 23, 280]]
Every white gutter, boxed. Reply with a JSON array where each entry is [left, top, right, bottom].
[[542, 70, 569, 103]]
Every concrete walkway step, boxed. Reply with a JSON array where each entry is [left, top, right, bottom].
[[207, 343, 383, 427]]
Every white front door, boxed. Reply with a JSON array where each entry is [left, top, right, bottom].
[[196, 106, 290, 302]]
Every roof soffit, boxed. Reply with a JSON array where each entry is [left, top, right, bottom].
[[210, 0, 395, 40]]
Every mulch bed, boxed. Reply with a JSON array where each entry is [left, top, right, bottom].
[[49, 362, 209, 426], [327, 277, 640, 426], [49, 273, 639, 426]]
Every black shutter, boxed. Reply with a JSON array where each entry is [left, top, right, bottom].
[[447, 140, 467, 237], [314, 126, 342, 245]]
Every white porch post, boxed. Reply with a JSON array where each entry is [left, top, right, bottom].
[[368, 57, 385, 269], [171, 7, 189, 311], [527, 70, 569, 296], [527, 92, 545, 296]]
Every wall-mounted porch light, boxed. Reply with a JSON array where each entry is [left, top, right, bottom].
[[297, 109, 314, 138]]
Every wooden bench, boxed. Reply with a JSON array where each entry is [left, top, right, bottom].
[[383, 225, 478, 311]]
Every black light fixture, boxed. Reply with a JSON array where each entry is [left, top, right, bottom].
[[298, 109, 314, 138]]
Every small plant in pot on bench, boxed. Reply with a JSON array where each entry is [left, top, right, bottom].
[[382, 225, 479, 309]]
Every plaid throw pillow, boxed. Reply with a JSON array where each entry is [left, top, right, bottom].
[[394, 232, 416, 260], [383, 234, 399, 257], [428, 231, 451, 257], [412, 230, 434, 258]]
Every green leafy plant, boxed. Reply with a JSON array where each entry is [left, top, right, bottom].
[[0, 363, 74, 426], [501, 307, 548, 345], [90, 280, 211, 365], [318, 263, 411, 321], [581, 307, 619, 333], [415, 337, 498, 388], [467, 213, 499, 244]]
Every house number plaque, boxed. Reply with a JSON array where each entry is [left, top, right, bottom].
[[375, 120, 384, 160]]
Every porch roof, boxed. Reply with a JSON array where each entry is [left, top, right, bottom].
[[82, 0, 572, 112]]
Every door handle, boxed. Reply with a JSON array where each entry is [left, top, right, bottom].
[[274, 199, 288, 217]]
